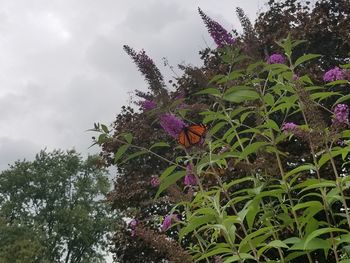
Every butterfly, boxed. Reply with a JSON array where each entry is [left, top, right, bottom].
[[178, 124, 207, 148]]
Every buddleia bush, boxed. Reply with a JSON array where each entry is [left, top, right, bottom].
[[93, 2, 350, 262]]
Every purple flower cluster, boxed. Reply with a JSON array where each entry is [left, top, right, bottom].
[[159, 114, 186, 139], [184, 164, 197, 186], [123, 45, 165, 94], [198, 8, 235, 48], [162, 214, 178, 231], [150, 176, 160, 187], [333, 104, 349, 125], [267, 53, 286, 64], [323, 67, 344, 82], [281, 122, 299, 134], [139, 99, 157, 111]]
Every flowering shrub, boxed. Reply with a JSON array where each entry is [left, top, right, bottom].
[[92, 2, 350, 262]]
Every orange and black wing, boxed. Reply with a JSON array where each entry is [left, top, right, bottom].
[[178, 130, 191, 148], [178, 124, 207, 147]]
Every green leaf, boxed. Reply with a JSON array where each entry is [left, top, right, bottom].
[[284, 164, 316, 179], [156, 171, 186, 198], [239, 142, 269, 160], [196, 246, 232, 261], [121, 150, 147, 163], [318, 149, 343, 168], [196, 88, 221, 96], [209, 74, 225, 84], [223, 87, 259, 103], [223, 253, 255, 263], [294, 54, 321, 67], [292, 201, 323, 211], [210, 122, 226, 136], [326, 80, 349, 86], [123, 133, 133, 144], [114, 144, 129, 162], [150, 142, 170, 150], [310, 92, 340, 101], [159, 165, 177, 180], [101, 124, 109, 133], [263, 93, 275, 106], [289, 238, 331, 251], [239, 226, 273, 252], [304, 228, 347, 249], [179, 214, 215, 240], [334, 94, 350, 105]]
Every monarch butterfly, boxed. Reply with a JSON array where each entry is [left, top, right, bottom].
[[178, 124, 207, 148]]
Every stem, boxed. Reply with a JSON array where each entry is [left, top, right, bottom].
[[300, 105, 340, 262], [257, 82, 314, 263], [326, 145, 350, 229], [114, 137, 186, 169]]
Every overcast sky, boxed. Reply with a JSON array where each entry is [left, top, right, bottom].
[[0, 0, 266, 261], [0, 0, 268, 172]]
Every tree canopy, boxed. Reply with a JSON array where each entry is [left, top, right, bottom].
[[0, 149, 114, 263]]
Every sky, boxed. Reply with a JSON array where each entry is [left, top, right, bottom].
[[0, 0, 266, 261], [0, 0, 268, 172]]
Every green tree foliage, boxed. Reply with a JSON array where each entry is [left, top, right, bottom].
[[94, 0, 350, 262], [0, 150, 114, 263]]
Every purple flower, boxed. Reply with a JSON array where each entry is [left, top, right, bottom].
[[323, 67, 344, 82], [267, 53, 285, 64], [139, 99, 157, 111], [129, 219, 138, 229], [282, 122, 299, 134], [333, 104, 349, 125], [129, 219, 138, 236], [123, 45, 165, 94], [184, 164, 197, 186], [162, 214, 178, 231], [198, 8, 235, 48], [159, 114, 186, 139], [292, 74, 299, 81], [150, 176, 160, 187]]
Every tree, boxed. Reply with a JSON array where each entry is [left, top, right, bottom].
[[0, 149, 114, 263]]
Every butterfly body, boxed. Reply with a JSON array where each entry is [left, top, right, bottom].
[[178, 124, 207, 148]]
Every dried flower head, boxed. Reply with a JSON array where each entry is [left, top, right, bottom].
[[198, 8, 235, 48], [267, 53, 286, 64], [323, 67, 344, 82], [159, 114, 186, 139]]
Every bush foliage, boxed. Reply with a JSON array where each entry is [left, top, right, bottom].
[[93, 1, 350, 262]]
